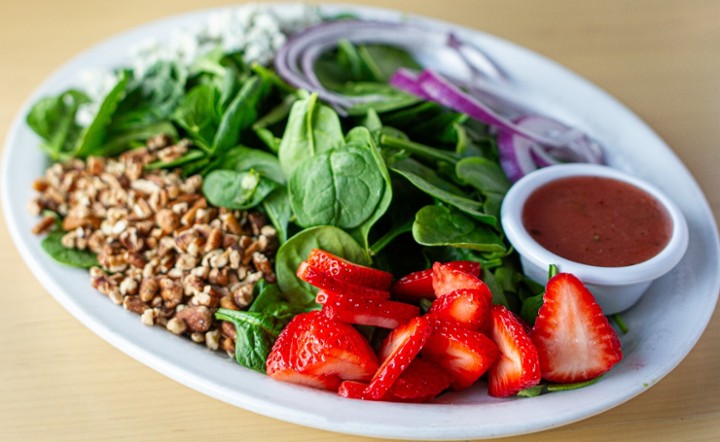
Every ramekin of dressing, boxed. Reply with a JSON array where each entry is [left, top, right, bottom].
[[501, 163, 688, 314]]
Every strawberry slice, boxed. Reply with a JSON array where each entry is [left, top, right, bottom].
[[338, 358, 452, 403], [487, 305, 541, 397], [307, 248, 393, 290], [390, 268, 436, 301], [269, 369, 342, 391], [386, 358, 453, 402], [366, 316, 432, 399], [296, 261, 390, 300], [432, 262, 492, 302], [531, 273, 623, 383], [322, 292, 420, 329], [421, 316, 499, 390], [428, 288, 491, 332], [266, 311, 379, 389], [391, 261, 482, 301]]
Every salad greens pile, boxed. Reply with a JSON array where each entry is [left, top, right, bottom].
[[27, 18, 545, 372]]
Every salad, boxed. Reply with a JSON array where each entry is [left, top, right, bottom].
[[25, 5, 622, 403]]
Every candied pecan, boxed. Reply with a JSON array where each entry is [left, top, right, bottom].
[[175, 306, 212, 333]]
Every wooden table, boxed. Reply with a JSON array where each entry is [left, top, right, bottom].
[[2, 0, 718, 440]]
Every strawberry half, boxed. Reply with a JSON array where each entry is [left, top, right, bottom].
[[307, 248, 393, 290], [531, 273, 623, 383], [432, 262, 492, 302], [391, 261, 482, 301], [428, 288, 491, 332], [421, 316, 499, 390], [366, 316, 432, 399], [296, 261, 390, 300], [322, 292, 420, 329], [487, 305, 541, 397], [266, 311, 379, 389]]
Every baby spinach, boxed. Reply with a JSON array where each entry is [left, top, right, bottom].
[[262, 186, 293, 244], [289, 136, 386, 230], [212, 75, 263, 155], [456, 157, 511, 195], [276, 226, 369, 305], [172, 83, 221, 151], [343, 127, 393, 251], [41, 231, 99, 268], [392, 160, 497, 227], [412, 205, 506, 252], [26, 89, 90, 160], [277, 93, 344, 177], [215, 280, 309, 373], [111, 60, 187, 132], [203, 169, 277, 210], [73, 71, 130, 158], [221, 146, 286, 185]]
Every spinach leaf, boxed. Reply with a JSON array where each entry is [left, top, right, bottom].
[[262, 186, 293, 244], [289, 143, 386, 229], [111, 60, 187, 131], [412, 205, 506, 252], [277, 93, 344, 177], [172, 83, 221, 151], [344, 127, 393, 250], [456, 157, 512, 195], [74, 71, 130, 158], [26, 89, 90, 160], [41, 231, 98, 268], [212, 75, 263, 155], [222, 146, 286, 185], [203, 169, 277, 210], [276, 226, 369, 304], [252, 94, 299, 153], [392, 160, 497, 227], [215, 280, 315, 372]]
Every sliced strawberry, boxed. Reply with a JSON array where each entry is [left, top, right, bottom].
[[322, 292, 420, 329], [421, 316, 499, 390], [296, 261, 390, 300], [390, 268, 436, 301], [337, 380, 373, 400], [487, 305, 541, 397], [428, 288, 491, 332], [390, 261, 482, 301], [386, 358, 452, 402], [338, 358, 451, 403], [266, 311, 379, 389], [307, 248, 393, 290], [269, 369, 342, 391], [531, 273, 623, 383], [366, 316, 432, 399], [432, 262, 492, 302]]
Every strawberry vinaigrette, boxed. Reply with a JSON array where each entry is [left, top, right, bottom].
[[522, 176, 672, 267]]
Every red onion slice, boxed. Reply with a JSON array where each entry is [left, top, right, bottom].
[[274, 19, 505, 114]]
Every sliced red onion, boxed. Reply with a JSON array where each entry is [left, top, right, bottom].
[[497, 116, 603, 182], [497, 130, 539, 183], [388, 68, 430, 100], [274, 19, 505, 114], [406, 69, 585, 148], [390, 67, 604, 181]]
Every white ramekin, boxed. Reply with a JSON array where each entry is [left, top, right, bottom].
[[500, 164, 689, 314]]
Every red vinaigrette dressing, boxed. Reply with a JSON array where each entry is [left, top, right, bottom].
[[522, 176, 673, 267]]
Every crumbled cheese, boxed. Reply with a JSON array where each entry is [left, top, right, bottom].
[[75, 3, 322, 126]]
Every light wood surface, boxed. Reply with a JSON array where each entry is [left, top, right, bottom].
[[1, 1, 719, 440]]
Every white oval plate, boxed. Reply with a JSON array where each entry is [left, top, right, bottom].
[[3, 4, 719, 440]]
